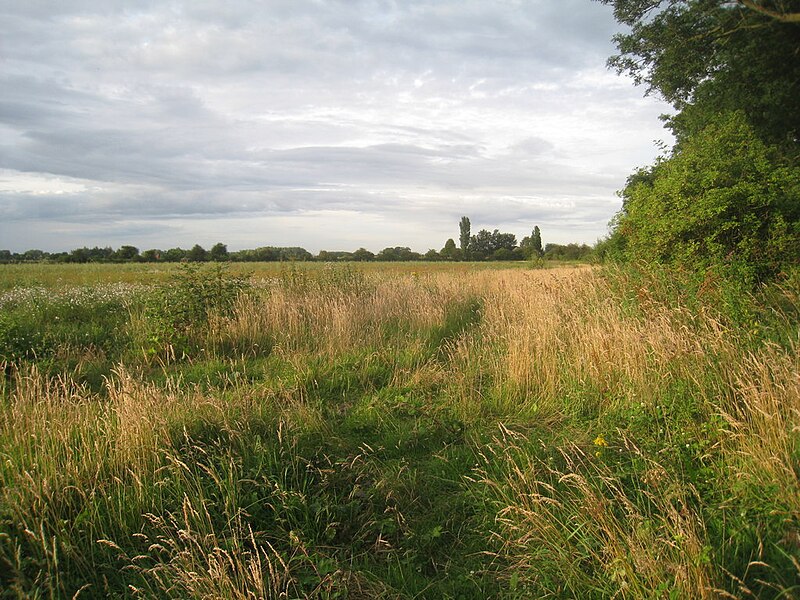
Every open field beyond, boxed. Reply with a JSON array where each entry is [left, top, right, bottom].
[[0, 262, 798, 598]]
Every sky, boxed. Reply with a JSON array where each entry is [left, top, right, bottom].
[[0, 0, 673, 254]]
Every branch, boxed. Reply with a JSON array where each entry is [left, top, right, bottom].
[[739, 0, 800, 22]]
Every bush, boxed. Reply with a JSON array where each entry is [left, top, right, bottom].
[[612, 112, 800, 283], [138, 263, 249, 359]]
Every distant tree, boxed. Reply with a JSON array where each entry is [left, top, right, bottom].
[[317, 250, 354, 261], [240, 247, 275, 262], [67, 247, 90, 263], [352, 248, 375, 262], [376, 247, 420, 261], [376, 247, 397, 261], [114, 245, 140, 261], [22, 249, 45, 261], [469, 229, 493, 260], [492, 231, 517, 252], [543, 243, 593, 261], [251, 247, 280, 261], [469, 229, 517, 260], [187, 244, 208, 262], [532, 226, 543, 256], [163, 248, 187, 262], [424, 249, 441, 261], [440, 238, 459, 261], [520, 226, 543, 258], [0, 250, 12, 263], [209, 242, 229, 261], [141, 249, 161, 262], [459, 216, 471, 260], [489, 247, 517, 261], [279, 247, 313, 261]]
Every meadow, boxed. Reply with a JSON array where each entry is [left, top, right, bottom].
[[0, 261, 798, 599]]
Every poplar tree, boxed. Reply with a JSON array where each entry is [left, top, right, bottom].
[[459, 216, 471, 260]]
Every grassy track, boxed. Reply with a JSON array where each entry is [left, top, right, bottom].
[[0, 263, 797, 598]]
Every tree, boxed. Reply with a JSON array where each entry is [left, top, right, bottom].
[[376, 247, 420, 261], [187, 244, 208, 262], [469, 229, 494, 260], [22, 249, 45, 261], [114, 245, 140, 261], [66, 248, 90, 263], [611, 112, 800, 280], [440, 238, 460, 261], [492, 231, 517, 252], [163, 248, 187, 262], [520, 226, 544, 258], [532, 226, 543, 256], [424, 249, 441, 261], [209, 242, 229, 261], [600, 0, 800, 281], [599, 0, 800, 151], [352, 248, 375, 262], [245, 247, 280, 262], [459, 216, 471, 260], [278, 247, 313, 261], [141, 249, 161, 262], [489, 247, 517, 261], [469, 229, 518, 260], [544, 243, 594, 261], [739, 0, 800, 23]]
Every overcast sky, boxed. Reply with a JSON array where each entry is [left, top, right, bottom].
[[0, 0, 672, 253]]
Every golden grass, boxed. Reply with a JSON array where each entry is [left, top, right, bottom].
[[481, 434, 715, 598], [1, 264, 798, 597]]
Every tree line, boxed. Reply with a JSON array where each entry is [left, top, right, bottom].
[[0, 219, 594, 264]]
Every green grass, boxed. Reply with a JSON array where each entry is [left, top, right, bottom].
[[0, 262, 797, 598], [0, 259, 582, 290]]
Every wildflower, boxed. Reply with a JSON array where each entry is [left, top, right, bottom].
[[593, 434, 608, 447]]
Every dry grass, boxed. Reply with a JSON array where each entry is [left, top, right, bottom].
[[1, 264, 798, 598], [481, 432, 714, 598]]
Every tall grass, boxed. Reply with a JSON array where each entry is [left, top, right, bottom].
[[0, 264, 797, 598]]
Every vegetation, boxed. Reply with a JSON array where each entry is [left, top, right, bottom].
[[599, 0, 800, 283], [0, 261, 798, 598], [1, 224, 575, 266], [2, 4, 798, 597]]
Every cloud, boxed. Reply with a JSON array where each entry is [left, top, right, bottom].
[[0, 0, 671, 252]]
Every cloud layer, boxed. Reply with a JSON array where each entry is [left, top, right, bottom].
[[0, 0, 671, 252]]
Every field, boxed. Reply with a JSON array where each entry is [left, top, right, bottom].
[[0, 261, 798, 598]]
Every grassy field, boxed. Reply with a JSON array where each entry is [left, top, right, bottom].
[[0, 262, 798, 598], [0, 260, 557, 291]]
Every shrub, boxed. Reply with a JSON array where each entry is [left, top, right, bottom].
[[612, 112, 800, 283]]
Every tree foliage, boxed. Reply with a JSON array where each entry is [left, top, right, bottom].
[[601, 0, 800, 281], [352, 248, 375, 261], [520, 226, 543, 258], [459, 216, 471, 259], [600, 0, 800, 150], [187, 244, 208, 262], [209, 242, 229, 262], [614, 113, 799, 280], [440, 238, 460, 261], [469, 229, 518, 261]]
